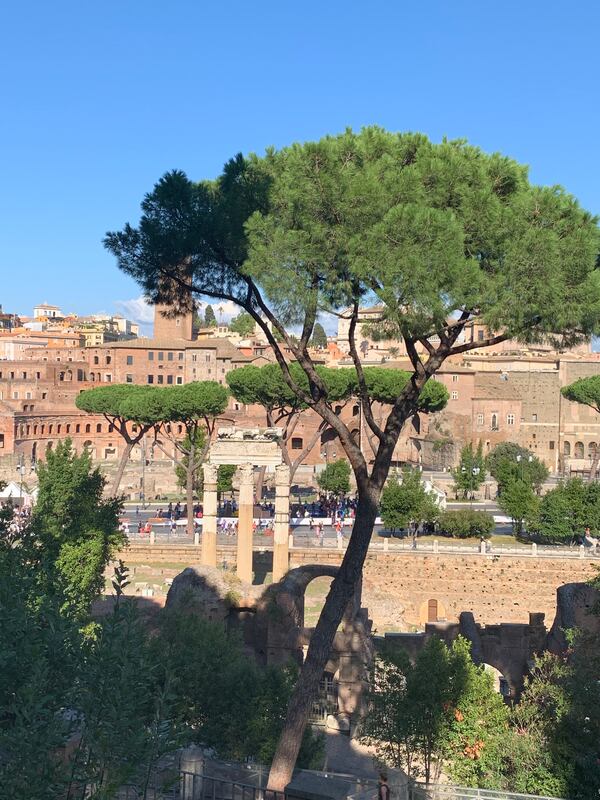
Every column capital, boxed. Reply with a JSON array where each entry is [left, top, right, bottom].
[[202, 462, 218, 483], [237, 463, 254, 484], [274, 463, 291, 483]]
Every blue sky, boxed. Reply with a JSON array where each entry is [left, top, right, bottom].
[[1, 0, 599, 329]]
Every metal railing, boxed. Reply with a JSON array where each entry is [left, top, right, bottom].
[[408, 784, 564, 800], [118, 771, 286, 800]]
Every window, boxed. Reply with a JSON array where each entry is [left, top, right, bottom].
[[22, 371, 27, 379], [106, 356, 111, 365], [12, 391, 19, 399], [93, 356, 99, 365], [352, 404, 359, 416], [157, 375, 164, 384], [477, 329, 484, 341], [452, 374, 458, 382], [564, 441, 571, 456], [477, 413, 484, 425], [26, 392, 32, 399], [532, 413, 538, 422], [589, 442, 597, 458], [126, 355, 133, 365], [507, 413, 515, 426], [167, 375, 173, 384], [105, 374, 112, 383], [451, 391, 458, 400], [192, 355, 197, 362], [42, 392, 47, 399], [177, 425, 183, 435], [36, 371, 40, 379], [176, 376, 183, 384], [66, 424, 70, 434], [158, 352, 164, 361], [178, 352, 184, 361], [549, 441, 555, 450], [575, 441, 584, 459], [291, 437, 303, 450], [96, 423, 102, 433], [85, 424, 91, 434], [147, 375, 154, 384], [126, 374, 133, 383], [0, 434, 4, 449], [48, 424, 53, 434], [148, 352, 154, 361], [491, 413, 498, 430], [167, 352, 173, 361]]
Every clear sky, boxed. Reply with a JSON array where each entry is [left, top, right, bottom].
[[1, 0, 599, 328]]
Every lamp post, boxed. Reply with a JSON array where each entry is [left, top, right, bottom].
[[516, 453, 533, 481]]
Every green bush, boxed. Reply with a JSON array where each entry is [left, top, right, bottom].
[[438, 509, 494, 539]]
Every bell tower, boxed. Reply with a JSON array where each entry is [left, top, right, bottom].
[[153, 303, 194, 341]]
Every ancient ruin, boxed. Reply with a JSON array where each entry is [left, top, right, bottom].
[[201, 427, 291, 583]]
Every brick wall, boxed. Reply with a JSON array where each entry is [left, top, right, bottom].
[[120, 545, 596, 632]]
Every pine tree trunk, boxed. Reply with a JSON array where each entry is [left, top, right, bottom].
[[110, 440, 134, 496], [186, 438, 196, 538], [266, 486, 380, 791]]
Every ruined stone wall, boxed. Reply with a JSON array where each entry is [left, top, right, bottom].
[[120, 544, 597, 632]]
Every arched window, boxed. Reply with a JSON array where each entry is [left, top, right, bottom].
[[57, 424, 62, 434], [575, 441, 584, 459], [75, 424, 80, 433], [564, 441, 571, 456], [40, 425, 45, 434], [85, 423, 91, 434], [66, 424, 70, 433], [48, 424, 53, 434], [491, 413, 498, 430], [428, 599, 439, 622], [589, 442, 597, 458], [96, 423, 102, 433]]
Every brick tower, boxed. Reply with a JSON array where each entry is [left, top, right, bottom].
[[153, 303, 194, 341]]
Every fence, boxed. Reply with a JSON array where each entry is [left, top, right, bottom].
[[118, 771, 286, 800], [408, 784, 564, 800]]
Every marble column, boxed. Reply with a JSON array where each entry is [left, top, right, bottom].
[[236, 463, 254, 583], [273, 463, 290, 582], [201, 463, 218, 565]]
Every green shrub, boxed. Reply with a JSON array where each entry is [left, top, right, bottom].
[[438, 509, 494, 539]]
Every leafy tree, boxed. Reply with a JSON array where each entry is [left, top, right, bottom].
[[452, 442, 485, 499], [146, 381, 228, 535], [497, 478, 539, 534], [174, 428, 206, 495], [442, 639, 509, 789], [310, 321, 328, 348], [562, 376, 600, 479], [33, 439, 123, 618], [486, 442, 548, 493], [217, 463, 236, 499], [317, 458, 351, 497], [438, 508, 495, 539], [104, 129, 600, 788], [76, 384, 169, 495], [227, 362, 354, 483], [380, 467, 439, 534], [532, 477, 600, 543], [229, 311, 255, 336], [204, 303, 217, 327]]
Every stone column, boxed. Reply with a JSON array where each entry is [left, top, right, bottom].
[[201, 463, 218, 565], [236, 463, 254, 583], [273, 463, 290, 582]]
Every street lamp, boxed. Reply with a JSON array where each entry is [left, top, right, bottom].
[[462, 465, 480, 507], [516, 453, 533, 481]]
